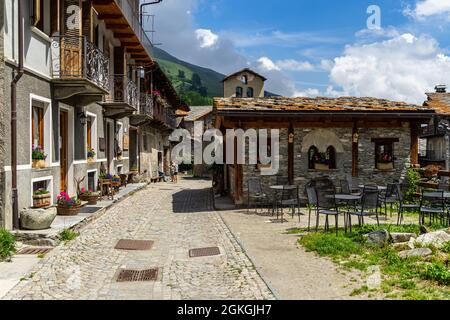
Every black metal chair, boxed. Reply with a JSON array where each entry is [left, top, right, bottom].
[[247, 178, 267, 214], [396, 184, 420, 225], [347, 186, 380, 231], [306, 186, 317, 231], [315, 188, 340, 236], [420, 190, 445, 225], [346, 176, 361, 194], [278, 185, 302, 223], [378, 183, 398, 218]]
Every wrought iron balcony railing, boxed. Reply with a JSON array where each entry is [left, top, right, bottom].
[[51, 36, 110, 91], [139, 93, 154, 116], [165, 109, 178, 129], [106, 75, 139, 109]]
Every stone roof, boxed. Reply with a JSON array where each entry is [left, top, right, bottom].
[[214, 96, 435, 114], [222, 68, 267, 82], [184, 106, 213, 122], [423, 93, 450, 115]]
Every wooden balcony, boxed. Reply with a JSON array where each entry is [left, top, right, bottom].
[[51, 36, 110, 104]]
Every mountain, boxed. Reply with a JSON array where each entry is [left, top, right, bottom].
[[150, 47, 277, 106]]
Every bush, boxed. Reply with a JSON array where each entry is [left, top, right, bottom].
[[405, 168, 421, 202], [421, 263, 450, 286], [0, 228, 16, 261], [441, 241, 450, 254]]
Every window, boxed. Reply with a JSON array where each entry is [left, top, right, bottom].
[[30, 0, 58, 36], [372, 138, 398, 170], [247, 87, 254, 98], [236, 87, 243, 98], [86, 114, 97, 159], [308, 146, 336, 170], [87, 117, 92, 151], [87, 171, 96, 192], [32, 105, 44, 149], [256, 134, 271, 167], [241, 75, 248, 84]]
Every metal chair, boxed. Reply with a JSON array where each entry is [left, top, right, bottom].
[[276, 176, 289, 186], [396, 184, 420, 225], [315, 188, 340, 236], [347, 186, 380, 231], [306, 186, 317, 231], [420, 190, 445, 225], [247, 178, 267, 214], [346, 176, 361, 194], [278, 185, 302, 223], [378, 183, 398, 218]]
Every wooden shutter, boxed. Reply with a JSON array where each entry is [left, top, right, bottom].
[[87, 118, 92, 150], [61, 0, 82, 77]]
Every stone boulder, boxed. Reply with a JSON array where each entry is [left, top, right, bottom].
[[366, 230, 391, 246], [415, 231, 450, 249], [20, 207, 57, 230], [392, 242, 410, 251], [408, 237, 416, 249], [399, 248, 433, 259], [391, 233, 416, 243]]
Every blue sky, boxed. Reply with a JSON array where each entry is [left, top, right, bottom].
[[149, 0, 450, 104]]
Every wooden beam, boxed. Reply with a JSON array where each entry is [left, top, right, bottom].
[[352, 125, 359, 177], [410, 123, 419, 166], [288, 124, 294, 184]]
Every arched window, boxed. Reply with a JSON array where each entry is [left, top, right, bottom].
[[236, 87, 243, 98], [247, 87, 254, 98], [327, 146, 336, 169], [241, 75, 248, 84], [308, 146, 319, 169]]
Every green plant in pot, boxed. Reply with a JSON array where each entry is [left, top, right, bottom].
[[33, 188, 51, 208], [78, 188, 101, 205], [32, 145, 47, 168], [56, 192, 83, 216], [87, 147, 96, 162]]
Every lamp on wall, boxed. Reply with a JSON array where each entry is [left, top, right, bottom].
[[288, 133, 294, 143], [78, 109, 87, 126], [352, 132, 359, 143]]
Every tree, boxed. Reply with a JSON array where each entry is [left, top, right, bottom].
[[191, 73, 202, 89], [178, 70, 185, 79]]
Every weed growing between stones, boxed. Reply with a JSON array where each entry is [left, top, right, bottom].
[[0, 228, 16, 261]]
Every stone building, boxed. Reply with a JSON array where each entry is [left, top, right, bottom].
[[0, 0, 5, 227], [214, 96, 438, 204], [222, 68, 266, 98], [0, 0, 187, 229]]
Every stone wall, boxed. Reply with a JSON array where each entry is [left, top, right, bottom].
[[239, 126, 411, 202]]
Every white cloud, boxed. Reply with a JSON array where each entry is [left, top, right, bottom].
[[257, 57, 281, 71], [408, 0, 450, 19], [327, 33, 450, 104], [195, 29, 219, 48], [293, 88, 320, 97], [275, 59, 315, 72]]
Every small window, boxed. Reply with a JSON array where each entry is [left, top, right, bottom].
[[32, 105, 44, 149], [309, 146, 335, 170], [326, 146, 336, 169], [375, 141, 394, 170], [236, 87, 243, 98], [87, 117, 93, 151], [241, 75, 248, 84], [31, 0, 57, 36], [308, 146, 319, 169], [247, 87, 254, 98], [88, 171, 96, 192]]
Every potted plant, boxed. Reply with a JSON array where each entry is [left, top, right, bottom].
[[377, 153, 394, 170], [78, 188, 100, 205], [99, 172, 113, 182], [56, 192, 83, 216], [33, 189, 51, 208], [112, 175, 122, 189], [32, 145, 47, 169], [313, 153, 330, 171], [130, 166, 138, 173], [87, 147, 96, 163]]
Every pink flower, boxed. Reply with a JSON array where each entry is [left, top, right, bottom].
[[81, 188, 86, 193]]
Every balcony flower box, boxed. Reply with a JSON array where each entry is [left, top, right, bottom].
[[33, 189, 51, 208], [377, 162, 394, 171], [32, 145, 47, 169], [56, 192, 83, 216]]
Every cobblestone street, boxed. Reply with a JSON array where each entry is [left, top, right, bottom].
[[4, 179, 274, 300]]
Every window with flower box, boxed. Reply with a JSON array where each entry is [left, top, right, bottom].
[[372, 138, 399, 170]]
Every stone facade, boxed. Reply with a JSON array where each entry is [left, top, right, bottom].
[[239, 126, 411, 200]]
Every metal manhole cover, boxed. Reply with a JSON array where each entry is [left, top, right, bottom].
[[115, 239, 154, 251], [189, 247, 221, 258], [17, 247, 53, 255], [116, 268, 159, 282]]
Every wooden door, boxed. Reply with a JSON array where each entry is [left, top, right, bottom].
[[61, 37, 82, 78], [60, 111, 68, 192]]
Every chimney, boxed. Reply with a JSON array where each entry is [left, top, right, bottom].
[[435, 84, 447, 93]]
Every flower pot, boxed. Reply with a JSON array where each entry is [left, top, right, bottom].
[[377, 162, 394, 170], [33, 193, 51, 208], [314, 163, 329, 171], [79, 194, 99, 205], [87, 157, 96, 164], [57, 205, 83, 216], [32, 159, 46, 169]]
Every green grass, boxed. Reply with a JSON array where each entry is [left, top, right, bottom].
[[297, 224, 450, 300], [0, 228, 16, 261], [59, 229, 79, 243]]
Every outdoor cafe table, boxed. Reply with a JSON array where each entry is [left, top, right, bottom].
[[326, 194, 362, 201], [270, 185, 299, 218]]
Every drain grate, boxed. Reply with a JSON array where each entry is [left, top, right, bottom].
[[189, 247, 221, 258], [116, 268, 159, 282], [114, 239, 154, 251], [17, 247, 53, 255]]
